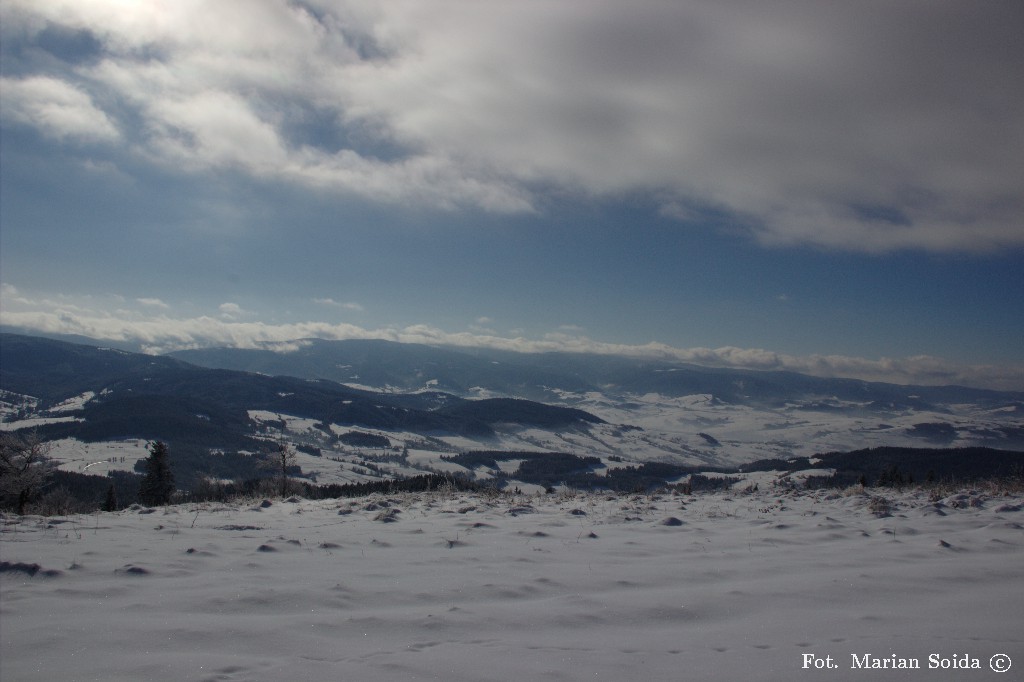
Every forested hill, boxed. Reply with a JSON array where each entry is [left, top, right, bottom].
[[0, 333, 604, 446]]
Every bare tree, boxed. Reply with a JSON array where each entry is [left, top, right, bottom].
[[0, 431, 55, 514], [260, 444, 296, 498]]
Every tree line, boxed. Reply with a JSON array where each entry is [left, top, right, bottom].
[[0, 432, 478, 514], [0, 434, 294, 514], [4, 431, 1023, 516]]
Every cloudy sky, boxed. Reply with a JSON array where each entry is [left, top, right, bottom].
[[1, 1, 1022, 389]]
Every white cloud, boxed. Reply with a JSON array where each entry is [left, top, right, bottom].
[[313, 298, 363, 311], [3, 0, 1020, 251], [2, 286, 1021, 391], [336, 1, 1024, 252], [0, 76, 120, 142], [1, 0, 532, 213], [146, 90, 289, 172], [217, 302, 249, 320], [1, 283, 26, 304], [468, 317, 497, 335], [136, 298, 169, 309]]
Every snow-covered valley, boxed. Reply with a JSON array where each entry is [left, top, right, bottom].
[[6, 385, 1022, 492]]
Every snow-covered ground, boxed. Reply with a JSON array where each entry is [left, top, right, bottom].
[[46, 438, 152, 476], [265, 391, 1019, 472], [3, 485, 1021, 681], [0, 390, 92, 431], [10, 390, 1022, 496], [6, 382, 1021, 479], [555, 391, 1023, 466]]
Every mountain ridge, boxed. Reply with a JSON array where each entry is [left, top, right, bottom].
[[0, 334, 606, 487], [2, 333, 1023, 502], [169, 337, 1024, 408], [3, 333, 1023, 493]]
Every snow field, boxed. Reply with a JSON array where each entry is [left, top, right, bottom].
[[2, 486, 1022, 681]]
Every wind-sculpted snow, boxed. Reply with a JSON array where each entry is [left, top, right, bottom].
[[2, 486, 1021, 681]]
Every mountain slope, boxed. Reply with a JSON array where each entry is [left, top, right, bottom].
[[1, 334, 607, 434], [0, 334, 607, 487], [171, 338, 599, 399], [167, 338, 1024, 458]]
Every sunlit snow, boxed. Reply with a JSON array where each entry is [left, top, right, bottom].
[[3, 484, 1021, 681]]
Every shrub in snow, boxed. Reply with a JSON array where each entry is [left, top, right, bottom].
[[868, 496, 893, 517]]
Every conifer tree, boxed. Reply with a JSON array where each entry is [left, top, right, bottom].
[[103, 483, 118, 512], [138, 441, 175, 506]]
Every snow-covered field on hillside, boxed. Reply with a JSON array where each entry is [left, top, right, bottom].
[[2, 484, 1022, 681], [7, 381, 1021, 479]]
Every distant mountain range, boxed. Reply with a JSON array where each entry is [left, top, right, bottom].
[[168, 339, 1024, 455], [0, 334, 601, 486], [170, 337, 1024, 409], [2, 333, 1022, 492], [0, 333, 601, 435]]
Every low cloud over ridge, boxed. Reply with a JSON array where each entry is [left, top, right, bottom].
[[2, 285, 1020, 391]]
